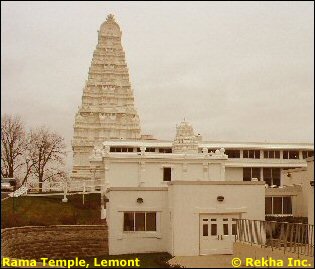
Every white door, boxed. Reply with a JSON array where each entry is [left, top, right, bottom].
[[200, 214, 239, 255]]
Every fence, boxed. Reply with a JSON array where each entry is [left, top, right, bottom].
[[236, 219, 314, 257]]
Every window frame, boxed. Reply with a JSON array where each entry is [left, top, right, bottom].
[[263, 168, 281, 186], [225, 149, 241, 158], [263, 150, 280, 159], [123, 212, 157, 232], [243, 167, 261, 181], [163, 167, 172, 182], [243, 150, 260, 159], [265, 196, 292, 216]]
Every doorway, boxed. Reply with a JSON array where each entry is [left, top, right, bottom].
[[199, 214, 239, 255]]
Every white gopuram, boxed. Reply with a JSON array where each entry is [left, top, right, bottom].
[[72, 14, 141, 180]]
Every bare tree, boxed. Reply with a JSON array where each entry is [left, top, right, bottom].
[[30, 127, 66, 192], [1, 114, 26, 179]]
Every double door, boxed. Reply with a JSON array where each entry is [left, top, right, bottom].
[[200, 214, 239, 255]]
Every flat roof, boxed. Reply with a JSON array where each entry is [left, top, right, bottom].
[[103, 140, 313, 150], [168, 180, 265, 186], [106, 187, 168, 192]]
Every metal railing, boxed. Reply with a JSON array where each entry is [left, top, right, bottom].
[[235, 219, 314, 257]]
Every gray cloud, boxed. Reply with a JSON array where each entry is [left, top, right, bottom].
[[1, 2, 314, 168]]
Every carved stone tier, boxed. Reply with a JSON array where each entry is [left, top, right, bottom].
[[72, 14, 141, 180]]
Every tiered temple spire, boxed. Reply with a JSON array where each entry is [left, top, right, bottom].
[[72, 14, 141, 180]]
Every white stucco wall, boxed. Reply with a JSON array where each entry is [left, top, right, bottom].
[[106, 181, 265, 256], [106, 188, 169, 255], [168, 181, 265, 256], [281, 158, 314, 219], [106, 157, 226, 187], [225, 167, 243, 181]]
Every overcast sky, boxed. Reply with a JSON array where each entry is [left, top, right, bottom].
[[1, 2, 314, 164]]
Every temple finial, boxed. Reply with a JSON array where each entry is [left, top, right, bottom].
[[106, 14, 115, 22]]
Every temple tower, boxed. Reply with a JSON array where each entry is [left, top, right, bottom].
[[72, 14, 141, 180]]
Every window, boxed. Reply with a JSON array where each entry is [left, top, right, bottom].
[[243, 150, 260, 159], [203, 224, 208, 236], [223, 224, 229, 235], [211, 224, 217, 236], [243, 168, 261, 181], [283, 150, 299, 159], [135, 212, 145, 231], [225, 150, 240, 158], [146, 213, 156, 231], [163, 167, 172, 181], [283, 197, 292, 214], [110, 147, 133, 152], [123, 212, 157, 232], [302, 151, 314, 159], [265, 197, 272, 215], [263, 168, 280, 186], [159, 148, 172, 153], [232, 224, 237, 235], [264, 150, 280, 159], [145, 147, 156, 152], [123, 212, 134, 231], [273, 197, 282, 214], [265, 197, 292, 215]]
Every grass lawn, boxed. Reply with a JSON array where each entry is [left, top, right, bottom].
[[1, 193, 105, 228]]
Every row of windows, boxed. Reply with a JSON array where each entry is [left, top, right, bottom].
[[302, 150, 314, 159], [202, 220, 237, 236], [109, 147, 313, 159], [123, 212, 156, 231], [109, 147, 172, 153], [264, 150, 280, 159], [265, 197, 292, 215], [243, 168, 280, 186]]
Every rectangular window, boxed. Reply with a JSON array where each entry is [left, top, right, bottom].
[[243, 168, 251, 181], [145, 147, 156, 152], [146, 212, 156, 231], [123, 212, 134, 231], [283, 197, 292, 214], [159, 148, 172, 153], [252, 168, 260, 179], [264, 150, 280, 159], [203, 224, 208, 236], [273, 197, 283, 214], [265, 197, 272, 215], [163, 167, 172, 181], [283, 150, 299, 159], [243, 168, 261, 181], [263, 168, 280, 186], [265, 197, 292, 215], [123, 212, 157, 232], [223, 224, 229, 235], [135, 213, 145, 231], [211, 224, 217, 236], [232, 224, 237, 235], [243, 150, 260, 159], [302, 151, 314, 159], [225, 150, 240, 158]]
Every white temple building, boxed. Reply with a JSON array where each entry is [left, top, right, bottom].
[[72, 15, 314, 256]]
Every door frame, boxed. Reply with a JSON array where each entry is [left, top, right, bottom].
[[199, 212, 242, 255]]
